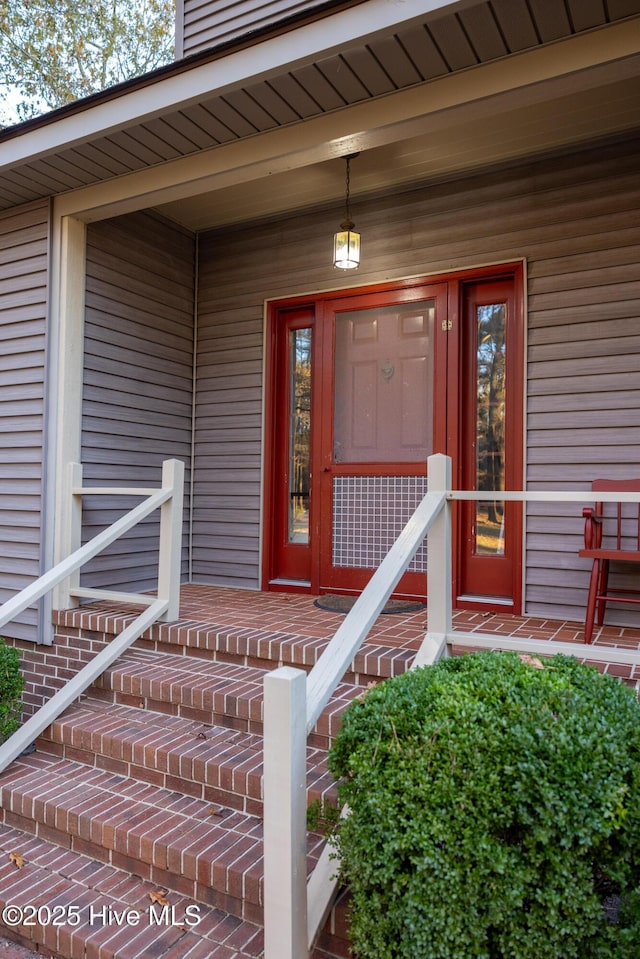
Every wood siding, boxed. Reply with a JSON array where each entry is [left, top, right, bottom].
[[178, 0, 341, 57], [194, 136, 640, 624], [82, 212, 194, 593], [192, 262, 262, 587], [0, 200, 49, 641]]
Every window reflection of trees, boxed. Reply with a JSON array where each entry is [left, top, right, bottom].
[[289, 329, 311, 542], [476, 304, 506, 554]]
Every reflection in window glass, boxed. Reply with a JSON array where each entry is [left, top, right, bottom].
[[475, 304, 506, 555], [288, 328, 311, 544]]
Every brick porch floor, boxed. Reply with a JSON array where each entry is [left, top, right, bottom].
[[168, 583, 640, 661], [50, 583, 640, 692]]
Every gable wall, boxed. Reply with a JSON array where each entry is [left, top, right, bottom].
[[194, 136, 640, 624], [177, 0, 343, 56], [81, 212, 195, 592], [0, 199, 50, 641]]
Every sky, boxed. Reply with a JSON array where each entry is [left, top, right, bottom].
[[0, 86, 42, 128]]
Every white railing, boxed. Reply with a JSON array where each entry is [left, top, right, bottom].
[[263, 453, 640, 959], [0, 458, 184, 773], [262, 454, 451, 959]]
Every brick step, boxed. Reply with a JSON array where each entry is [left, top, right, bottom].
[[53, 607, 416, 687], [36, 698, 337, 813], [88, 648, 363, 748], [0, 822, 264, 959], [145, 624, 415, 685], [0, 753, 324, 922]]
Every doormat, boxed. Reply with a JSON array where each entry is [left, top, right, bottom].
[[314, 594, 425, 615]]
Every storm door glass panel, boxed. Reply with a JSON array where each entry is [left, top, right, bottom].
[[475, 303, 506, 555], [333, 301, 435, 463], [288, 327, 311, 543]]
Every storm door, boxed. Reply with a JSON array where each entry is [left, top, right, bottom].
[[317, 286, 448, 597]]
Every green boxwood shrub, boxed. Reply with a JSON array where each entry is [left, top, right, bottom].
[[0, 638, 23, 743], [328, 651, 640, 959]]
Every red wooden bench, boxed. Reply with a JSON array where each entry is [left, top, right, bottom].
[[579, 479, 640, 643]]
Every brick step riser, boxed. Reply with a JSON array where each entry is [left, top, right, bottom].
[[0, 823, 266, 958], [51, 626, 411, 690], [0, 809, 340, 959], [35, 727, 338, 816], [87, 678, 351, 750], [90, 681, 264, 737], [315, 890, 352, 959], [35, 735, 262, 816], [0, 794, 263, 924]]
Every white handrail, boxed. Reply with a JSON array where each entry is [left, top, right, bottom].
[[0, 485, 170, 631], [263, 455, 451, 959], [0, 598, 168, 773], [0, 458, 184, 772], [447, 490, 640, 502], [305, 489, 446, 733], [263, 453, 640, 959]]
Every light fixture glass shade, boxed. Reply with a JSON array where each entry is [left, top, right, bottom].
[[333, 221, 360, 270]]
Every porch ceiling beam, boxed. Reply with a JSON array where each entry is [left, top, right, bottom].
[[0, 0, 477, 172], [53, 21, 640, 224]]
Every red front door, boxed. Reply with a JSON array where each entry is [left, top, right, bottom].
[[264, 266, 524, 611]]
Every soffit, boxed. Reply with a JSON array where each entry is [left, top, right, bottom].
[[0, 0, 639, 219], [156, 70, 640, 231]]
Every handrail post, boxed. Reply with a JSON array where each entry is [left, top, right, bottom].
[[263, 666, 308, 959], [55, 461, 83, 612], [158, 458, 184, 622], [426, 453, 452, 643]]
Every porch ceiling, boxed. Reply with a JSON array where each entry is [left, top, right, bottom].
[[156, 68, 640, 231], [1, 0, 639, 227]]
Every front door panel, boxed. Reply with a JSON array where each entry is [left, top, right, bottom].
[[319, 286, 448, 597], [333, 301, 434, 463]]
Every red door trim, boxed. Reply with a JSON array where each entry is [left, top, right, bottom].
[[262, 304, 316, 591], [456, 266, 525, 614], [264, 262, 525, 611]]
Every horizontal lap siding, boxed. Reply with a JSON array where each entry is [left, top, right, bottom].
[[179, 0, 338, 55], [82, 213, 194, 592], [0, 200, 49, 641], [192, 288, 263, 586], [526, 201, 640, 623], [195, 137, 640, 624]]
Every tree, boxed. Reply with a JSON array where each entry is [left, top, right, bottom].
[[0, 0, 175, 127]]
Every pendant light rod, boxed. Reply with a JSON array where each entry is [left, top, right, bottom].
[[342, 152, 359, 227]]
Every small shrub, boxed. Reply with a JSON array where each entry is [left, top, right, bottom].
[[0, 638, 23, 742], [328, 652, 640, 959]]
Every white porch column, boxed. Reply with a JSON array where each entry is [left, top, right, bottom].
[[48, 212, 87, 623]]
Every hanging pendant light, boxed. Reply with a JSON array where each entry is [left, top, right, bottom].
[[333, 153, 360, 270]]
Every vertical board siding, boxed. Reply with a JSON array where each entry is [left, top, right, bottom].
[[194, 136, 640, 625], [0, 200, 49, 641], [179, 0, 340, 55], [82, 212, 194, 592]]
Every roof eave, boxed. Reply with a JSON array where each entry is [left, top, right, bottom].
[[0, 0, 468, 172]]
